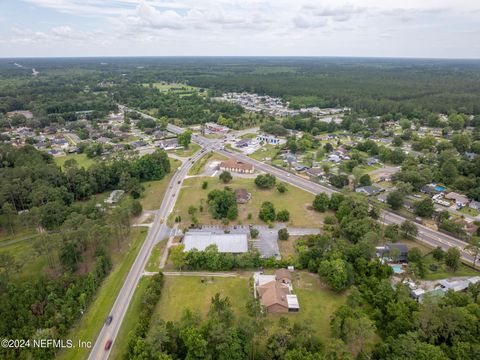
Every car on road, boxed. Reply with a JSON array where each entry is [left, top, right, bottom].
[[177, 180, 181, 184], [104, 340, 112, 351], [105, 315, 113, 325]]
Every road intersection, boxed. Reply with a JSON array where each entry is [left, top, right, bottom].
[[88, 108, 476, 359]]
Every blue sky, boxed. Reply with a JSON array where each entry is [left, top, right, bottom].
[[1, 0, 480, 58]]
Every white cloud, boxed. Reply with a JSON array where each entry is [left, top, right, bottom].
[[1, 0, 478, 57]]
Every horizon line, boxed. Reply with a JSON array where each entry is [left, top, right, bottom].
[[1, 55, 480, 61]]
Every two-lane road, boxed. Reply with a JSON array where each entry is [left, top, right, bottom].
[[87, 145, 214, 360]]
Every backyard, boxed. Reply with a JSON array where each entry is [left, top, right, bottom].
[[151, 275, 251, 323], [266, 271, 347, 341]]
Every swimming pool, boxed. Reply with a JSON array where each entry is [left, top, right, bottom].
[[390, 264, 404, 274], [435, 185, 446, 192]]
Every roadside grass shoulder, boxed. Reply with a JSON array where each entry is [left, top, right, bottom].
[[174, 143, 200, 157], [57, 227, 149, 360], [109, 277, 150, 360]]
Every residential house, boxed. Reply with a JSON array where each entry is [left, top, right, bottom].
[[183, 232, 248, 254], [105, 190, 124, 204], [131, 140, 148, 148], [355, 186, 384, 196], [376, 243, 409, 263], [306, 168, 324, 179], [469, 200, 480, 211], [445, 192, 469, 208], [157, 138, 180, 150], [254, 269, 299, 314], [328, 154, 341, 163], [234, 189, 251, 204], [219, 160, 254, 174]]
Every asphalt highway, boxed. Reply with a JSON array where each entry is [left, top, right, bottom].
[[87, 142, 215, 360], [166, 122, 475, 265]]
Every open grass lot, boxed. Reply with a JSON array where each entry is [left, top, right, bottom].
[[110, 276, 151, 360], [422, 253, 479, 281], [170, 176, 329, 227], [174, 143, 200, 157], [57, 226, 149, 360], [151, 275, 250, 323], [249, 145, 279, 161], [267, 271, 347, 341], [140, 158, 181, 210], [145, 82, 199, 93], [55, 153, 96, 169]]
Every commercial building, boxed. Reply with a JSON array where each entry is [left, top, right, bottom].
[[219, 160, 254, 174], [183, 232, 248, 254]]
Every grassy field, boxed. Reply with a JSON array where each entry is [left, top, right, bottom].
[[110, 277, 151, 360], [267, 271, 347, 341], [422, 253, 479, 280], [249, 145, 279, 161], [151, 275, 251, 323], [139, 158, 181, 210], [459, 206, 480, 217], [174, 143, 201, 157], [146, 82, 198, 93], [55, 153, 96, 169], [170, 176, 329, 227], [57, 227, 149, 360]]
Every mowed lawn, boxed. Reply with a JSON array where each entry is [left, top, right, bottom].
[[267, 271, 347, 341], [174, 143, 201, 157], [152, 275, 250, 323], [55, 153, 96, 169], [171, 176, 330, 227], [140, 158, 181, 210], [57, 226, 149, 360]]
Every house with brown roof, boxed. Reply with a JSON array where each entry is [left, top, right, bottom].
[[275, 268, 292, 285], [254, 269, 299, 314], [219, 160, 254, 174], [445, 192, 469, 208], [257, 281, 290, 313]]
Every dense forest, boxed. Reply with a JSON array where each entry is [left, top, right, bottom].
[[0, 145, 171, 359], [2, 57, 480, 122]]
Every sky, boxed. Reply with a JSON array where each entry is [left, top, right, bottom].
[[0, 0, 480, 58]]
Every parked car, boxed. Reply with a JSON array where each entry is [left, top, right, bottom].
[[105, 315, 113, 325]]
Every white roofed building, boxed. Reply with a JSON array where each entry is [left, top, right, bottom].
[[183, 232, 248, 254]]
